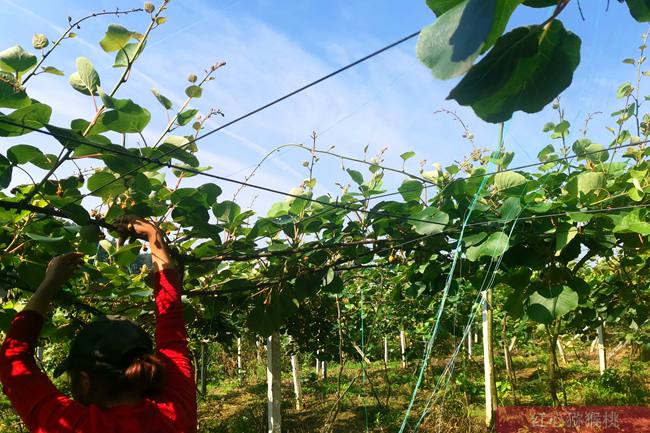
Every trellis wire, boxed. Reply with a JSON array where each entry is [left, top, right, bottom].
[[1, 118, 647, 234], [397, 173, 489, 433]]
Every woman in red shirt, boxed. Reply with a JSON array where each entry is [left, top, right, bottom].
[[0, 217, 197, 432]]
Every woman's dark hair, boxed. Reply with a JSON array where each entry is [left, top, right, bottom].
[[121, 352, 166, 397], [71, 352, 166, 404]]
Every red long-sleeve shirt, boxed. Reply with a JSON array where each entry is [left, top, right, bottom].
[[0, 269, 197, 433]]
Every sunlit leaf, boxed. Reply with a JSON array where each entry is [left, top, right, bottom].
[[99, 24, 135, 52], [151, 88, 172, 110], [0, 45, 37, 75], [177, 109, 198, 126], [42, 66, 64, 76], [185, 85, 202, 98], [0, 103, 52, 137], [466, 232, 509, 261], [7, 144, 43, 164], [527, 286, 579, 324], [448, 21, 581, 123], [411, 206, 449, 235], [69, 57, 100, 96], [113, 43, 143, 68], [0, 71, 30, 108], [398, 180, 423, 202]]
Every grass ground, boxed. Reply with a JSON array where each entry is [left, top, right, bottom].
[[0, 345, 648, 432], [194, 347, 649, 433]]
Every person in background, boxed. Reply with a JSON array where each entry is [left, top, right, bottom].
[[0, 216, 196, 432]]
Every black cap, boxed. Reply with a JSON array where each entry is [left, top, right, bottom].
[[53, 315, 153, 378]]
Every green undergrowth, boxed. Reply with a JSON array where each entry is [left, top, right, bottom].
[[0, 355, 647, 432]]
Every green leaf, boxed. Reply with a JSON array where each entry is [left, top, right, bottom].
[[418, 0, 521, 79], [267, 242, 291, 252], [60, 203, 91, 225], [617, 82, 634, 99], [6, 144, 43, 164], [494, 171, 526, 193], [499, 197, 522, 222], [131, 173, 152, 195], [417, 0, 493, 79], [626, 0, 650, 22], [79, 225, 102, 243], [98, 92, 151, 133], [69, 57, 100, 96], [0, 103, 52, 137], [400, 151, 416, 161], [185, 85, 203, 98], [157, 136, 199, 166], [151, 88, 172, 110], [411, 206, 449, 235], [463, 232, 487, 247], [466, 232, 509, 261], [87, 171, 125, 199], [99, 24, 135, 52], [177, 109, 198, 126], [425, 0, 464, 16], [527, 286, 578, 324], [566, 172, 605, 197], [113, 43, 142, 68], [522, 0, 557, 6], [25, 232, 65, 243], [213, 200, 241, 223], [31, 153, 58, 170], [112, 242, 141, 267], [0, 72, 30, 108], [198, 183, 222, 204], [555, 223, 578, 256], [0, 155, 11, 188], [448, 20, 581, 123], [398, 180, 423, 202], [346, 169, 364, 185], [70, 118, 108, 135], [0, 45, 37, 75], [612, 210, 650, 235], [42, 66, 65, 76]]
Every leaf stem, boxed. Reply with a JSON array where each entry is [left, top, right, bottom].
[[20, 1, 168, 206], [22, 8, 144, 85]]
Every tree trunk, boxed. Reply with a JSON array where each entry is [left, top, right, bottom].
[[267, 333, 282, 433], [321, 361, 327, 380], [384, 336, 389, 364], [546, 326, 560, 406], [556, 336, 567, 365], [200, 342, 207, 397], [597, 323, 607, 375], [501, 315, 518, 404], [237, 337, 243, 378], [315, 349, 321, 375], [509, 336, 517, 353], [290, 350, 303, 410], [400, 330, 407, 368], [256, 338, 262, 364], [482, 290, 496, 429], [467, 325, 473, 359]]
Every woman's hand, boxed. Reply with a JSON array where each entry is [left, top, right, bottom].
[[113, 215, 175, 272], [25, 252, 85, 317], [114, 215, 161, 242], [43, 252, 85, 290]]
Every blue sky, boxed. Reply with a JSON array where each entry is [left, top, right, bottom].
[[2, 0, 649, 211]]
